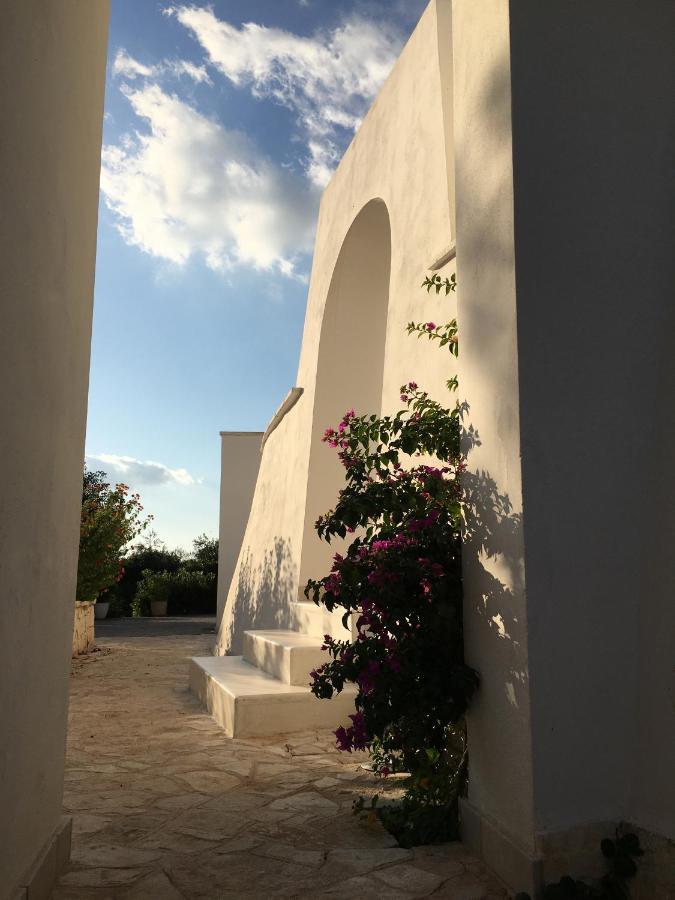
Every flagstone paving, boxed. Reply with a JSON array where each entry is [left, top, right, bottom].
[[53, 617, 507, 899]]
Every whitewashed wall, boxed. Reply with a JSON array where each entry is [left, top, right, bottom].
[[216, 0, 674, 891], [216, 0, 456, 656], [216, 433, 263, 625]]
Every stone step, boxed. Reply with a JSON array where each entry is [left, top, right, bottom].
[[243, 630, 329, 685], [291, 600, 357, 640], [189, 655, 357, 739]]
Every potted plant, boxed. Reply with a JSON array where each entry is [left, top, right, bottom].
[[94, 598, 110, 620], [76, 467, 152, 627], [133, 570, 172, 617]]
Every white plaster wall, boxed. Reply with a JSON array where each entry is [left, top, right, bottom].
[[218, 0, 457, 655], [506, 0, 675, 839], [216, 433, 263, 627], [215, 0, 674, 870], [452, 0, 536, 855], [298, 200, 392, 591], [0, 2, 109, 896], [454, 0, 675, 856]]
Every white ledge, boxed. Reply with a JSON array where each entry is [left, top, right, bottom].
[[428, 243, 456, 270], [219, 431, 264, 437], [261, 387, 304, 451]]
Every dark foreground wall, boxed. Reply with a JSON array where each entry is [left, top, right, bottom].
[[454, 0, 674, 891], [0, 3, 110, 897]]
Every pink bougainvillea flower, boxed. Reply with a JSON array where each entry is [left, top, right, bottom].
[[357, 660, 381, 695], [335, 726, 351, 752], [349, 711, 369, 749]]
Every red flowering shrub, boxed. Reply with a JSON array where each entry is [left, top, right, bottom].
[[76, 468, 152, 604]]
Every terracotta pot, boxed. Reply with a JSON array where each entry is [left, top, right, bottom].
[[94, 601, 110, 620]]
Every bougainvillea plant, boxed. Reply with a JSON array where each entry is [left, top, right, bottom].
[[76, 467, 152, 604], [305, 273, 478, 841]]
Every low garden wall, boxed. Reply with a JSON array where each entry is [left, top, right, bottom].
[[72, 601, 95, 656]]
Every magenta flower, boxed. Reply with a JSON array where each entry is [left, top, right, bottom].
[[357, 660, 381, 695], [335, 726, 352, 752], [349, 712, 369, 749], [321, 634, 336, 651], [425, 322, 436, 331]]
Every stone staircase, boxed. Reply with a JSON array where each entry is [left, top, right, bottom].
[[189, 600, 357, 738]]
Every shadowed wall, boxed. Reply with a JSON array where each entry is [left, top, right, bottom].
[[0, 2, 110, 897]]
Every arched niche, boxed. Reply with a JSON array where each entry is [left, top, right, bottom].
[[299, 199, 392, 590]]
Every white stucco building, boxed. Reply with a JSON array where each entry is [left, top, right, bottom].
[[1, 2, 673, 898], [195, 1, 675, 894]]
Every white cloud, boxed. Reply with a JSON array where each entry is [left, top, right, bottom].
[[87, 453, 197, 487], [165, 58, 211, 84], [103, 11, 402, 271], [113, 50, 154, 80], [307, 140, 339, 189], [100, 84, 318, 274], [113, 48, 211, 85], [165, 7, 404, 185]]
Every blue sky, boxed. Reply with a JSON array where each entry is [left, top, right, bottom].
[[87, 0, 427, 551]]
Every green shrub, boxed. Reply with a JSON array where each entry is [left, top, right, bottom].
[[131, 567, 217, 617], [131, 569, 172, 617], [166, 568, 216, 615], [108, 540, 183, 616]]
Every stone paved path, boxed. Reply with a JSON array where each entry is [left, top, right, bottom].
[[53, 618, 507, 899]]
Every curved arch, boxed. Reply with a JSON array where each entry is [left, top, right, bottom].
[[299, 199, 392, 589]]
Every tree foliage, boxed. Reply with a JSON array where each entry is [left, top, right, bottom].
[[112, 532, 219, 617], [76, 468, 152, 603]]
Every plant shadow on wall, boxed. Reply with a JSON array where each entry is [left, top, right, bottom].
[[462, 465, 528, 711], [219, 536, 296, 655], [302, 273, 524, 848]]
